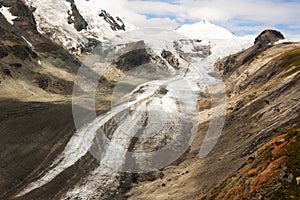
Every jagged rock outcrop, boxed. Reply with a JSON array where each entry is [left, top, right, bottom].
[[254, 29, 285, 46], [216, 30, 285, 78], [113, 41, 151, 71], [21, 0, 135, 54], [99, 9, 125, 31], [66, 0, 88, 31], [0, 0, 37, 33], [161, 50, 180, 69]]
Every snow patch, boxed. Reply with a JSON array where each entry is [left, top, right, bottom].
[[0, 6, 16, 25], [274, 37, 300, 44], [21, 36, 33, 47]]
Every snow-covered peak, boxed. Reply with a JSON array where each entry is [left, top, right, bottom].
[[176, 20, 237, 40], [74, 0, 136, 32], [23, 0, 136, 53]]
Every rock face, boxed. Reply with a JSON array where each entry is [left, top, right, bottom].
[[22, 0, 136, 53], [113, 41, 151, 71], [0, 0, 80, 96], [161, 50, 180, 69], [99, 9, 125, 31], [201, 127, 299, 200], [216, 30, 285, 78], [254, 29, 285, 46], [66, 0, 88, 31]]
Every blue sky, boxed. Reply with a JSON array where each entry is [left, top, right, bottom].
[[101, 0, 300, 37]]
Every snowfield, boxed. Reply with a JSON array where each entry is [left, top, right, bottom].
[[23, 0, 136, 51]]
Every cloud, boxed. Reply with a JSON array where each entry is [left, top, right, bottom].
[[80, 0, 300, 36]]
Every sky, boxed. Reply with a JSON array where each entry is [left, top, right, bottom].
[[95, 0, 300, 37]]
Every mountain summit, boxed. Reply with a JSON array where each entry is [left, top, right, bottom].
[[176, 20, 237, 39]]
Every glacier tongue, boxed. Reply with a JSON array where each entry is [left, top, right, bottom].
[[15, 26, 253, 199], [60, 33, 253, 199]]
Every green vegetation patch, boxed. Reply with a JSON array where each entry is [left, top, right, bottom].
[[279, 48, 300, 70]]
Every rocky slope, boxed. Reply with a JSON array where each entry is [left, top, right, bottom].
[[202, 125, 300, 200], [0, 1, 299, 200], [0, 1, 111, 199], [0, 0, 81, 101], [125, 31, 300, 200]]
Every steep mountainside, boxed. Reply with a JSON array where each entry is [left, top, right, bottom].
[[0, 1, 111, 199], [125, 32, 300, 200], [23, 0, 135, 54], [0, 0, 79, 101]]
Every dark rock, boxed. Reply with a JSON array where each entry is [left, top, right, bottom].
[[6, 0, 38, 32], [10, 63, 22, 68], [99, 10, 125, 31], [80, 38, 101, 53], [217, 29, 285, 78], [36, 77, 49, 90], [158, 87, 168, 95], [66, 0, 88, 31], [35, 42, 60, 53], [29, 6, 36, 13], [34, 42, 60, 53], [161, 50, 179, 69], [2, 68, 11, 76], [131, 171, 164, 183], [234, 100, 244, 111], [265, 100, 270, 105], [0, 0, 11, 8], [0, 46, 9, 58], [10, 45, 37, 60], [114, 41, 151, 71], [254, 29, 285, 46]]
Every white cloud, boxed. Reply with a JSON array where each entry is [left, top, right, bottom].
[[138, 17, 179, 29]]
